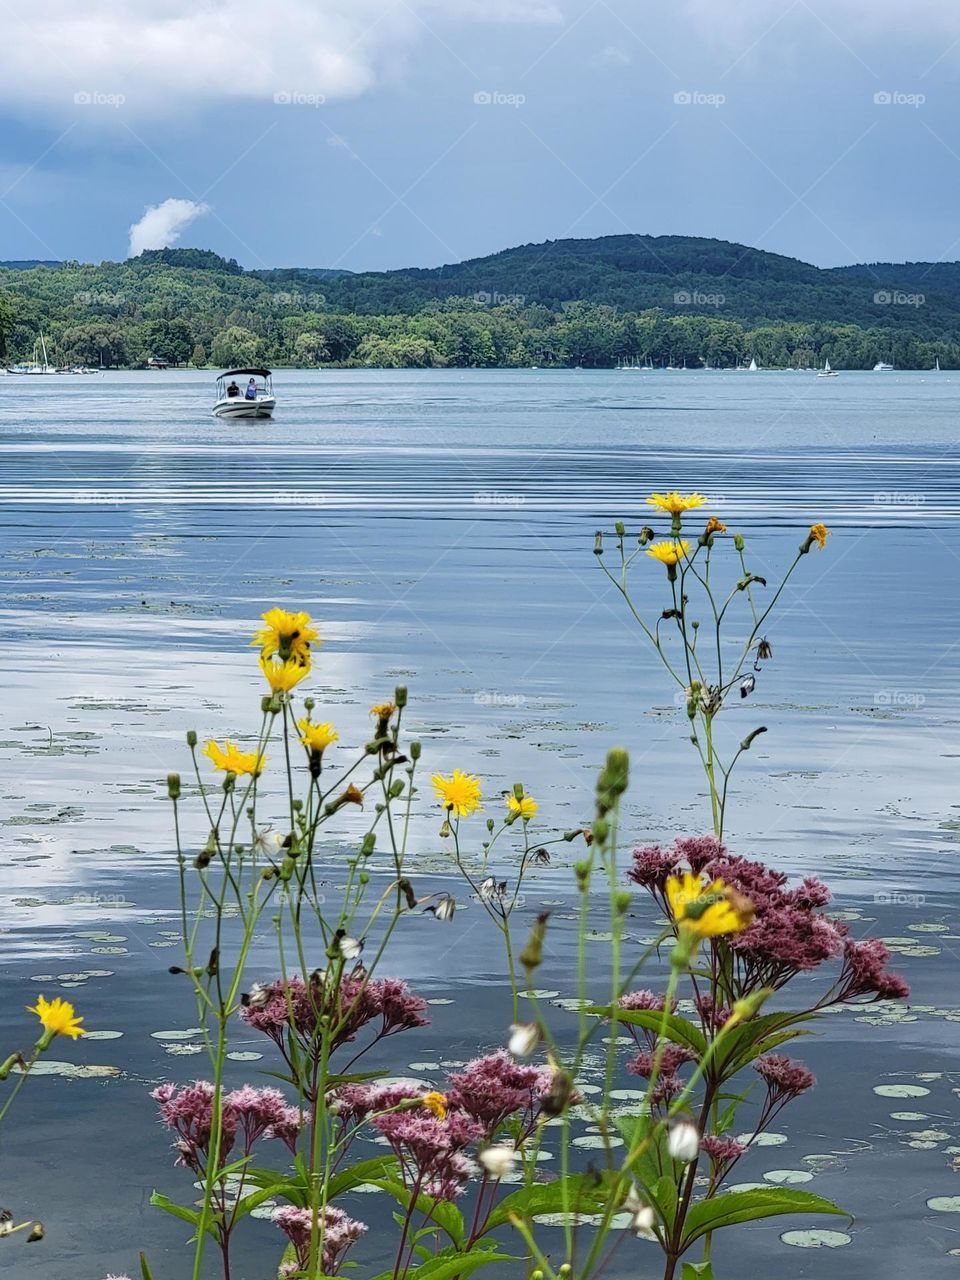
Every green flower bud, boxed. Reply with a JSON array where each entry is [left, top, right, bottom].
[[167, 772, 181, 800], [186, 729, 197, 748]]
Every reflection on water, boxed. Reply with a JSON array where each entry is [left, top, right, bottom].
[[1, 370, 959, 1277]]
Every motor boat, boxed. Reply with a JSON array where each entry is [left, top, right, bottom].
[[213, 368, 276, 418], [873, 361, 894, 371]]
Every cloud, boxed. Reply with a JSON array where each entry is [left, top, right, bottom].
[[128, 198, 210, 256], [4, 0, 562, 118]]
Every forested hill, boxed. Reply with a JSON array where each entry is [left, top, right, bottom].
[[0, 236, 957, 369]]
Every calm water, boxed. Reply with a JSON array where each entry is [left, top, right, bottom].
[[1, 369, 959, 1278]]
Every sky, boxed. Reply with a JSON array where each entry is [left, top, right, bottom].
[[3, 0, 960, 271]]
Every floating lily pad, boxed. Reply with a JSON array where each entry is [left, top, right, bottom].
[[226, 1051, 263, 1062], [874, 1084, 930, 1098], [928, 1197, 960, 1213], [781, 1229, 851, 1248], [764, 1169, 814, 1184]]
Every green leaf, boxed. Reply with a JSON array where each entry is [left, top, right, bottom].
[[714, 1013, 812, 1076], [139, 1253, 155, 1280], [149, 1191, 219, 1242], [681, 1264, 714, 1280], [366, 1177, 465, 1246], [234, 1184, 289, 1219], [681, 1188, 847, 1247], [588, 1006, 706, 1057], [369, 1247, 515, 1280], [482, 1173, 609, 1233], [327, 1155, 401, 1200]]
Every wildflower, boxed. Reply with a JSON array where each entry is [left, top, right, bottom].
[[645, 539, 690, 568], [801, 522, 830, 553], [740, 674, 756, 699], [28, 994, 84, 1045], [701, 1134, 747, 1165], [667, 1121, 700, 1163], [336, 933, 364, 962], [448, 1051, 554, 1132], [432, 769, 482, 817], [703, 515, 727, 535], [754, 1054, 816, 1106], [666, 871, 754, 940], [252, 608, 319, 664], [836, 938, 910, 1002], [507, 793, 538, 821], [298, 719, 338, 754], [260, 655, 310, 693], [251, 828, 285, 858], [623, 1186, 656, 1236], [756, 637, 773, 660], [204, 739, 266, 777], [531, 848, 552, 865], [422, 1091, 448, 1120], [370, 701, 396, 723], [425, 892, 457, 922], [274, 1204, 366, 1277], [480, 877, 507, 903], [618, 989, 674, 1013], [373, 1107, 482, 1201], [646, 491, 707, 515], [479, 1142, 518, 1178]]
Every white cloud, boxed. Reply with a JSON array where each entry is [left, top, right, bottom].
[[4, 0, 561, 117], [128, 198, 210, 256]]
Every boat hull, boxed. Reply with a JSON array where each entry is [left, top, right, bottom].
[[213, 396, 276, 419]]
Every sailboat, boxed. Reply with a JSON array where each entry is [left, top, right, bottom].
[[817, 358, 838, 378], [934, 357, 941, 372], [748, 356, 759, 372], [8, 332, 56, 375]]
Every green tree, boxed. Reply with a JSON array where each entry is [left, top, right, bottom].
[[210, 325, 260, 368]]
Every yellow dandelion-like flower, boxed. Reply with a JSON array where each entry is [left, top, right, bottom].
[[809, 523, 830, 549], [432, 769, 482, 817], [204, 739, 266, 777], [645, 540, 690, 567], [298, 720, 338, 754], [28, 994, 84, 1042], [251, 607, 319, 664], [665, 871, 753, 941], [647, 491, 707, 515], [704, 516, 727, 536], [370, 702, 396, 720], [260, 655, 311, 693], [507, 794, 538, 820], [421, 1091, 448, 1120]]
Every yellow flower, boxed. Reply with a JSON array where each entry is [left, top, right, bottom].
[[507, 794, 538, 820], [251, 607, 319, 664], [432, 769, 482, 817], [645, 540, 690, 567], [647, 491, 707, 515], [28, 994, 84, 1042], [665, 871, 753, 940], [809, 523, 830, 549], [370, 702, 396, 720], [298, 720, 338, 754], [204, 739, 266, 777], [704, 516, 727, 535], [260, 655, 311, 693], [421, 1091, 448, 1120]]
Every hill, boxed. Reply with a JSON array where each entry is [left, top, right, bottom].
[[0, 235, 955, 368]]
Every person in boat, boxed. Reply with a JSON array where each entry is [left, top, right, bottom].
[[245, 377, 258, 400], [226, 380, 240, 398]]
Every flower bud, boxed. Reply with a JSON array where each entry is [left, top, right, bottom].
[[507, 1022, 539, 1057], [395, 685, 408, 708], [733, 533, 745, 551], [186, 730, 197, 748], [594, 530, 603, 555], [167, 772, 181, 800], [519, 912, 549, 972], [667, 1121, 700, 1163], [410, 741, 421, 760], [615, 520, 625, 537]]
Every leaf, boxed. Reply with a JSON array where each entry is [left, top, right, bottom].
[[139, 1253, 155, 1280], [366, 1177, 465, 1246], [234, 1184, 289, 1219], [369, 1247, 515, 1280], [482, 1173, 609, 1233], [713, 1013, 812, 1076], [148, 1191, 219, 1242], [588, 1006, 706, 1056], [327, 1155, 401, 1200], [681, 1188, 847, 1248], [681, 1264, 714, 1280]]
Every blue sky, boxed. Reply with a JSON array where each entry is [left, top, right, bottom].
[[3, 0, 959, 270]]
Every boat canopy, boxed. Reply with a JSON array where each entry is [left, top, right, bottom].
[[219, 368, 272, 379]]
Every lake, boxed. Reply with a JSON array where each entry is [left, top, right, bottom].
[[1, 368, 958, 1278]]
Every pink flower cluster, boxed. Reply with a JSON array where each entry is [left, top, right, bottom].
[[626, 1043, 697, 1106], [447, 1051, 554, 1134], [151, 1081, 301, 1173], [241, 974, 428, 1072], [701, 1134, 747, 1178], [754, 1053, 816, 1106], [374, 1109, 482, 1201], [274, 1204, 367, 1277], [629, 835, 909, 1003]]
